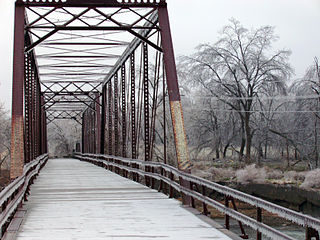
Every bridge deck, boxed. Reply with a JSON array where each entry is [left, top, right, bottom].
[[15, 158, 232, 240]]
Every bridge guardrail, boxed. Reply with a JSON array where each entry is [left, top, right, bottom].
[[0, 154, 48, 237], [75, 152, 320, 240]]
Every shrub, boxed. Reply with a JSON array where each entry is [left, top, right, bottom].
[[284, 171, 305, 182], [191, 169, 212, 179], [207, 167, 235, 181], [266, 168, 283, 180], [192, 167, 235, 181], [236, 164, 267, 184], [300, 169, 320, 189]]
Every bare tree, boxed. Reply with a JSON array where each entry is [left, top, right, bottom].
[[0, 104, 11, 173], [47, 120, 81, 157], [182, 19, 292, 162]]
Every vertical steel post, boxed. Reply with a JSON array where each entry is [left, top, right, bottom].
[[100, 86, 106, 154], [158, 4, 191, 204], [108, 81, 113, 155], [24, 54, 31, 163], [95, 93, 101, 154], [40, 96, 45, 154], [143, 43, 151, 186], [85, 110, 89, 153], [31, 67, 35, 161], [35, 75, 40, 158], [121, 64, 127, 157], [143, 43, 150, 162], [10, 3, 25, 179], [114, 74, 119, 156], [158, 3, 191, 172], [130, 53, 136, 159], [82, 113, 85, 153], [257, 207, 262, 240], [130, 53, 137, 180], [44, 110, 48, 153]]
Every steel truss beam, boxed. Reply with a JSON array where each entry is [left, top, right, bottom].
[[12, 1, 192, 203], [17, 0, 166, 8], [47, 109, 82, 125], [103, 11, 159, 85], [11, 4, 48, 179]]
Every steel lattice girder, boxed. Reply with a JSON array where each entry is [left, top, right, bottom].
[[12, 0, 191, 185], [20, 0, 162, 118]]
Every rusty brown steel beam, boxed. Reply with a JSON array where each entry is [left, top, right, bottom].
[[94, 8, 162, 53], [100, 86, 106, 154], [158, 5, 191, 172], [103, 11, 158, 85], [95, 93, 101, 154], [25, 8, 91, 53], [158, 4, 192, 205], [121, 64, 126, 157], [10, 3, 25, 179], [37, 55, 120, 58], [130, 53, 136, 159], [27, 6, 57, 27], [39, 65, 113, 68], [18, 0, 166, 8], [39, 73, 109, 76], [40, 42, 128, 46], [114, 73, 119, 156], [41, 80, 103, 84], [27, 26, 158, 30], [107, 81, 113, 155]]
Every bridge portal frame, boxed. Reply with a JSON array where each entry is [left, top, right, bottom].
[[11, 0, 191, 195]]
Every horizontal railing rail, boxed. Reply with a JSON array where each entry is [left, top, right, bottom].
[[75, 152, 320, 240], [0, 154, 48, 237]]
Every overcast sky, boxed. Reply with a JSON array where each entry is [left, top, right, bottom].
[[0, 0, 320, 111]]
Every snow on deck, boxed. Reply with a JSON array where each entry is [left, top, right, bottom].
[[16, 158, 232, 240]]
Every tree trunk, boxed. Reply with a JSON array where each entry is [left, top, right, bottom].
[[257, 142, 263, 166], [315, 117, 318, 168], [239, 119, 246, 162], [215, 148, 220, 159], [286, 139, 289, 167], [264, 136, 268, 159], [239, 138, 245, 162], [223, 142, 230, 158], [244, 114, 252, 163]]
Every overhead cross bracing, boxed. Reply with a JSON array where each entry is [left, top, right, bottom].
[[22, 0, 163, 120], [12, 0, 192, 187]]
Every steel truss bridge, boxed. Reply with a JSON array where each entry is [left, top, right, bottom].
[[2, 0, 320, 239]]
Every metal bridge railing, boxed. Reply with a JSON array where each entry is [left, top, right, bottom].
[[0, 154, 48, 237], [75, 152, 320, 240]]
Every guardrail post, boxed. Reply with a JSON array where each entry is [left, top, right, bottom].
[[190, 182, 195, 208], [158, 166, 163, 192], [201, 185, 209, 215], [257, 207, 262, 240], [169, 172, 174, 198], [151, 167, 155, 189], [230, 197, 248, 239], [225, 196, 230, 230], [136, 163, 140, 182], [306, 227, 320, 240]]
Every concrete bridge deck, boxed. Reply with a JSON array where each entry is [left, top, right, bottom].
[[14, 158, 234, 240]]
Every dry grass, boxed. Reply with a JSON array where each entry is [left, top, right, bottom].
[[300, 169, 320, 189], [235, 164, 267, 184]]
